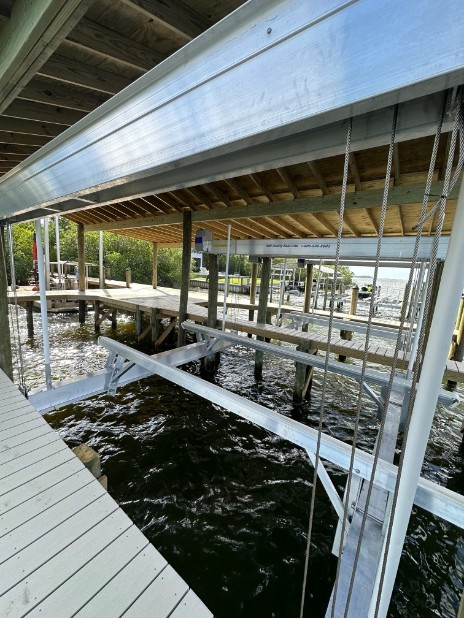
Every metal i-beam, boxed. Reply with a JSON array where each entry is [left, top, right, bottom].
[[97, 335, 464, 529], [1, 0, 463, 220], [202, 236, 450, 261], [182, 322, 457, 407]]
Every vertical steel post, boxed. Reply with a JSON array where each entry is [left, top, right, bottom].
[[35, 220, 52, 389], [222, 224, 231, 331], [371, 175, 464, 618], [43, 218, 50, 291], [99, 231, 105, 289], [54, 215, 62, 288]]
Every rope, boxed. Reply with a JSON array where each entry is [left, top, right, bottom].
[[372, 90, 464, 617], [299, 117, 352, 618]]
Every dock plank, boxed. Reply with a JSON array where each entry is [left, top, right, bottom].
[[0, 368, 211, 617]]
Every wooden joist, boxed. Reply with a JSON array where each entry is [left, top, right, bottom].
[[0, 116, 64, 137], [121, 0, 210, 40], [19, 77, 109, 113], [66, 17, 165, 71], [4, 99, 86, 126], [0, 0, 96, 114]]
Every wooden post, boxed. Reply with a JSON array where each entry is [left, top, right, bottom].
[[203, 253, 219, 372], [177, 211, 192, 347], [94, 300, 101, 332], [125, 267, 131, 288], [151, 308, 159, 344], [77, 222, 86, 324], [254, 257, 271, 379], [294, 264, 314, 404], [248, 261, 258, 324], [26, 301, 34, 338], [0, 228, 13, 379], [152, 242, 158, 289], [111, 309, 117, 330], [339, 285, 359, 362], [448, 295, 464, 390], [135, 308, 143, 338]]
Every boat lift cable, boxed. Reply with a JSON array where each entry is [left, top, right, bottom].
[[343, 95, 450, 616], [344, 93, 454, 616], [299, 117, 352, 618], [328, 104, 399, 617], [372, 90, 464, 617], [0, 224, 27, 395]]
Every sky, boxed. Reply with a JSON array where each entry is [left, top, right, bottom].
[[350, 266, 410, 280]]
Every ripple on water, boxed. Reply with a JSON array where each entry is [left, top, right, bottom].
[[13, 307, 464, 617]]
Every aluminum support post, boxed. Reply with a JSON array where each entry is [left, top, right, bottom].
[[371, 175, 464, 618], [54, 215, 62, 288], [43, 218, 50, 291], [35, 219, 52, 389], [99, 230, 105, 289]]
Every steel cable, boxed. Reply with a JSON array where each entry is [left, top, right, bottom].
[[299, 118, 352, 618], [372, 91, 464, 618]]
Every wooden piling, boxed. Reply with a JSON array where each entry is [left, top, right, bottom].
[[26, 301, 34, 338], [135, 308, 143, 338], [152, 242, 158, 289], [177, 211, 192, 347], [248, 262, 258, 324], [254, 257, 271, 379], [151, 308, 159, 344], [0, 228, 13, 379], [339, 285, 359, 362], [94, 300, 100, 332], [111, 309, 117, 330], [294, 263, 314, 404], [125, 268, 132, 288], [77, 223, 86, 324], [204, 253, 219, 372], [448, 295, 464, 390]]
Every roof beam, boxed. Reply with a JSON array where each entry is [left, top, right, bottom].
[[276, 167, 300, 198], [349, 153, 362, 191], [37, 54, 132, 95], [0, 0, 95, 114], [18, 77, 109, 112], [121, 0, 209, 41], [0, 117, 64, 137], [81, 182, 458, 232], [66, 18, 165, 71], [365, 208, 379, 234], [0, 131, 51, 147], [307, 161, 329, 195], [4, 99, 86, 126]]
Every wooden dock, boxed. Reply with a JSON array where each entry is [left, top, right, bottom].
[[10, 286, 464, 384], [0, 368, 212, 617]]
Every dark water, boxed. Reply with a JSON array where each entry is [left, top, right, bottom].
[[11, 302, 464, 617]]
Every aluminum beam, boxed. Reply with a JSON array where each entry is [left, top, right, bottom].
[[202, 237, 449, 261], [97, 336, 464, 528], [183, 322, 458, 407], [0, 0, 463, 220], [29, 340, 231, 413]]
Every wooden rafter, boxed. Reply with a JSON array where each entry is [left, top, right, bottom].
[[276, 167, 300, 198], [19, 77, 108, 112], [307, 161, 328, 195], [343, 213, 359, 237], [66, 18, 165, 71], [3, 99, 86, 126], [203, 183, 231, 208], [0, 0, 95, 114], [365, 208, 379, 234], [37, 54, 132, 95], [315, 213, 337, 236], [349, 153, 362, 191], [224, 178, 253, 205], [121, 0, 209, 41], [184, 187, 214, 210], [248, 173, 274, 202], [397, 205, 405, 235], [0, 116, 63, 137], [0, 131, 51, 146], [393, 143, 400, 185]]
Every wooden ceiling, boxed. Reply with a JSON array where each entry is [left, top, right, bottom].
[[65, 133, 459, 246], [0, 0, 458, 245], [0, 0, 245, 171]]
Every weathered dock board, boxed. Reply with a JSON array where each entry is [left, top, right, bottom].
[[0, 369, 211, 618], [9, 287, 464, 384]]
